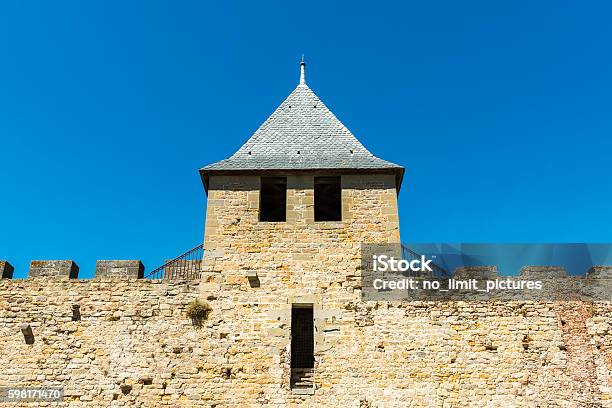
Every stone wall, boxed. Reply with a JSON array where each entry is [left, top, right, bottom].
[[1, 277, 612, 407], [1, 173, 611, 406], [193, 173, 612, 407], [0, 278, 204, 407]]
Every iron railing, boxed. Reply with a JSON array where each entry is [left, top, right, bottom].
[[145, 244, 204, 280], [401, 244, 450, 277]]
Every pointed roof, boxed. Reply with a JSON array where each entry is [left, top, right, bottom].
[[200, 61, 404, 191]]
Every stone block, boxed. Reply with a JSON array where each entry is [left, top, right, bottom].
[[95, 260, 144, 279], [29, 260, 79, 278], [518, 266, 567, 279], [586, 266, 612, 279], [453, 266, 498, 280], [0, 261, 14, 279]]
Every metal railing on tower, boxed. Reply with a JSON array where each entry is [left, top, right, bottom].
[[145, 244, 204, 280]]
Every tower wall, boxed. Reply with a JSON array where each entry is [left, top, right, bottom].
[[201, 172, 400, 303]]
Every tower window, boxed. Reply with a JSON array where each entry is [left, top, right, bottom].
[[291, 304, 314, 390], [259, 177, 287, 222], [314, 177, 341, 221]]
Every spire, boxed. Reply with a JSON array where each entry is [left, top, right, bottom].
[[299, 55, 306, 85], [200, 62, 405, 192]]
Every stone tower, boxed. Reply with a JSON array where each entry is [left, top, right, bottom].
[[200, 60, 403, 267], [197, 60, 404, 398]]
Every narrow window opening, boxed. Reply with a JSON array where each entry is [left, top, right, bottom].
[[259, 177, 287, 222], [314, 177, 341, 221], [291, 305, 314, 391]]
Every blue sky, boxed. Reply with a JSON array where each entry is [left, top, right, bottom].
[[1, 1, 611, 278]]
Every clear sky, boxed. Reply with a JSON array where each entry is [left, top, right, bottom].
[[1, 1, 611, 278]]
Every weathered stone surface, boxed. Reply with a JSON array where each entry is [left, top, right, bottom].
[[0, 278, 203, 406], [95, 260, 144, 279], [1, 173, 610, 406], [194, 173, 612, 406], [29, 260, 79, 278], [453, 265, 498, 280], [1, 277, 611, 406], [587, 266, 612, 279], [0, 260, 14, 279], [519, 266, 567, 279]]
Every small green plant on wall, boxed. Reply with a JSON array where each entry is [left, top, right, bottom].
[[186, 299, 211, 327]]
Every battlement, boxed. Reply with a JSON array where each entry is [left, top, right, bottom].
[[29, 260, 80, 278], [1, 265, 612, 406], [452, 265, 612, 279], [0, 260, 14, 279], [95, 260, 145, 279], [3, 258, 612, 282], [0, 259, 146, 280]]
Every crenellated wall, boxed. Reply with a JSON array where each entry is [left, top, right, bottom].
[[1, 173, 611, 407], [1, 273, 612, 407]]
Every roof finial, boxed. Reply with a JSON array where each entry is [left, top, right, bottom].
[[299, 55, 306, 85]]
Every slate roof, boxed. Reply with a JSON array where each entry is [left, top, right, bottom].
[[200, 67, 404, 190]]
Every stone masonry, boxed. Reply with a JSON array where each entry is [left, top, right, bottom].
[[29, 260, 79, 279], [1, 262, 612, 406], [0, 261, 14, 279], [0, 174, 611, 407], [195, 173, 612, 407], [0, 277, 203, 406], [95, 261, 145, 279]]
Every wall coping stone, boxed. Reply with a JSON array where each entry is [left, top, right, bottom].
[[0, 261, 14, 279], [29, 260, 79, 279], [95, 260, 144, 279]]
